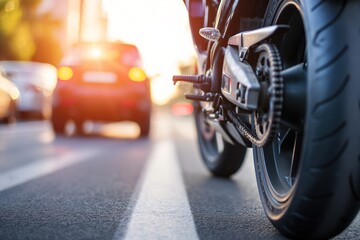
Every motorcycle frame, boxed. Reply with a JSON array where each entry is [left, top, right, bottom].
[[185, 0, 269, 53], [185, 0, 270, 147]]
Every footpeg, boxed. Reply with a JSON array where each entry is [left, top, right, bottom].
[[185, 92, 215, 101], [173, 74, 209, 85], [173, 74, 212, 92]]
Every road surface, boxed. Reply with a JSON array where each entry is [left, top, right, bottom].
[[0, 108, 358, 239]]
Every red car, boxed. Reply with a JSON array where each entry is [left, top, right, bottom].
[[51, 42, 151, 137]]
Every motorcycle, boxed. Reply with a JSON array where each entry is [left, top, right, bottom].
[[174, 0, 360, 239]]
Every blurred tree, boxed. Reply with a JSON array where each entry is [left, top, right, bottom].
[[31, 12, 63, 66], [0, 0, 63, 65], [0, 0, 40, 60]]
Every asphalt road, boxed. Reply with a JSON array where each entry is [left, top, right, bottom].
[[0, 108, 358, 239]]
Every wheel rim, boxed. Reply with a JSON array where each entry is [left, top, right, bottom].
[[256, 1, 306, 201], [195, 105, 225, 163]]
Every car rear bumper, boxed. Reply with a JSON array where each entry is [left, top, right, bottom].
[[53, 84, 151, 122]]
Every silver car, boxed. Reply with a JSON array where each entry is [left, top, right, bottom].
[[0, 68, 19, 124], [0, 61, 57, 119]]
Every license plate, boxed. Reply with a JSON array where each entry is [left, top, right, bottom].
[[83, 71, 117, 83]]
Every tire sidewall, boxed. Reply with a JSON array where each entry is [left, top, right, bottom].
[[255, 0, 360, 237], [254, 0, 303, 221]]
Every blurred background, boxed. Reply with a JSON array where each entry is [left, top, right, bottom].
[[0, 0, 196, 106]]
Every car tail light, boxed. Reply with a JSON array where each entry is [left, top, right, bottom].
[[58, 66, 73, 81], [171, 102, 194, 116], [128, 67, 146, 82]]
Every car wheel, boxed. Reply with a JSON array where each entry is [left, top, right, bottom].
[[138, 114, 151, 137], [41, 106, 52, 120], [51, 107, 67, 134], [75, 119, 85, 135], [4, 102, 17, 124]]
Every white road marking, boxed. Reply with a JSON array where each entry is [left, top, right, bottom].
[[0, 150, 97, 192], [122, 140, 199, 240], [0, 121, 51, 135]]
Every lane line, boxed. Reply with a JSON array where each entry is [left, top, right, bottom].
[[122, 140, 199, 240], [0, 149, 98, 192], [0, 121, 51, 136]]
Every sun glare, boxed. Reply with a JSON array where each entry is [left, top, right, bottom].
[[89, 47, 102, 58], [103, 0, 196, 105]]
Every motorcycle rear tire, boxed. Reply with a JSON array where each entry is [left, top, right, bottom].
[[253, 0, 360, 239]]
